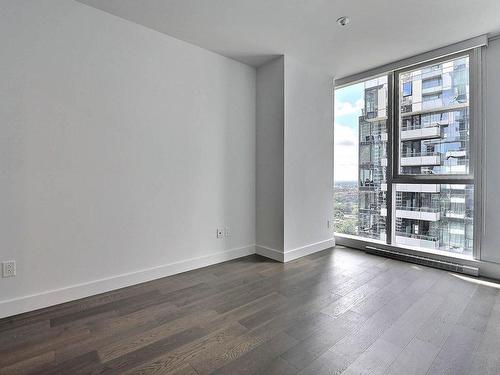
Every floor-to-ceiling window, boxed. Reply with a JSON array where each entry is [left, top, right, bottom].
[[334, 76, 389, 243], [334, 49, 479, 259], [393, 54, 474, 257]]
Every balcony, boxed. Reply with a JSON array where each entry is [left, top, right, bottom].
[[361, 109, 387, 123], [447, 184, 468, 190], [401, 124, 441, 141], [422, 98, 443, 110], [445, 150, 467, 158], [395, 184, 440, 193], [399, 101, 468, 117], [421, 85, 443, 95], [449, 164, 468, 174], [451, 196, 466, 203], [445, 211, 466, 219], [360, 131, 388, 143], [421, 68, 442, 80], [366, 114, 388, 123], [400, 151, 441, 166], [395, 232, 440, 249], [395, 206, 441, 221], [359, 203, 379, 213]]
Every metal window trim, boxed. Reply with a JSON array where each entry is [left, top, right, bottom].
[[386, 73, 394, 245], [471, 47, 486, 261]]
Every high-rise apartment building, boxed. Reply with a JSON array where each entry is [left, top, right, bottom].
[[357, 77, 388, 242], [399, 57, 469, 176]]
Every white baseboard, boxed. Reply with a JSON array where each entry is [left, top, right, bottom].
[[0, 239, 337, 319], [0, 244, 255, 319], [255, 244, 284, 262], [284, 238, 335, 262], [255, 238, 335, 263]]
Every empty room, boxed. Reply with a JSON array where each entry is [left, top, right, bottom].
[[2, 0, 500, 374]]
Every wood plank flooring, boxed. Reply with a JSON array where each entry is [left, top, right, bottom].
[[1, 246, 500, 374]]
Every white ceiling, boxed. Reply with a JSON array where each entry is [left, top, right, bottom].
[[77, 0, 500, 77]]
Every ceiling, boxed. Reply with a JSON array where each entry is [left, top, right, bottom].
[[77, 0, 500, 77]]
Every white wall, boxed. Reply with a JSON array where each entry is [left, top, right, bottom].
[[255, 56, 335, 261], [284, 57, 335, 259], [482, 37, 500, 265], [0, 0, 256, 318], [255, 57, 285, 258]]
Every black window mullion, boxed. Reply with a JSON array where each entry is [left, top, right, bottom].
[[386, 72, 394, 246]]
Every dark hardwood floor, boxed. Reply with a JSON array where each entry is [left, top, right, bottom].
[[1, 246, 500, 375]]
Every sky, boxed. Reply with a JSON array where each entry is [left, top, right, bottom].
[[334, 82, 363, 182]]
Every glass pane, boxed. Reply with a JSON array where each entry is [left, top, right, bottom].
[[398, 56, 470, 175], [392, 184, 474, 257], [334, 76, 388, 242]]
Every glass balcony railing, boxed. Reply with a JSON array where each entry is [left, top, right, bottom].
[[401, 151, 440, 158], [359, 202, 380, 210], [401, 123, 440, 132], [395, 231, 439, 242], [360, 133, 388, 143], [395, 205, 440, 213], [444, 149, 468, 158], [444, 210, 467, 219]]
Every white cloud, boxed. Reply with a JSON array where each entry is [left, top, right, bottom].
[[334, 124, 358, 182], [334, 124, 357, 146], [336, 139, 354, 146], [335, 98, 363, 117]]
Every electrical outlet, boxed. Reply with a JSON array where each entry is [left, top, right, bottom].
[[216, 228, 224, 238], [2, 260, 16, 278], [225, 226, 231, 237]]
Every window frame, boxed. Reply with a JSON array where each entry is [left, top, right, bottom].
[[333, 39, 485, 263], [392, 50, 475, 185]]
